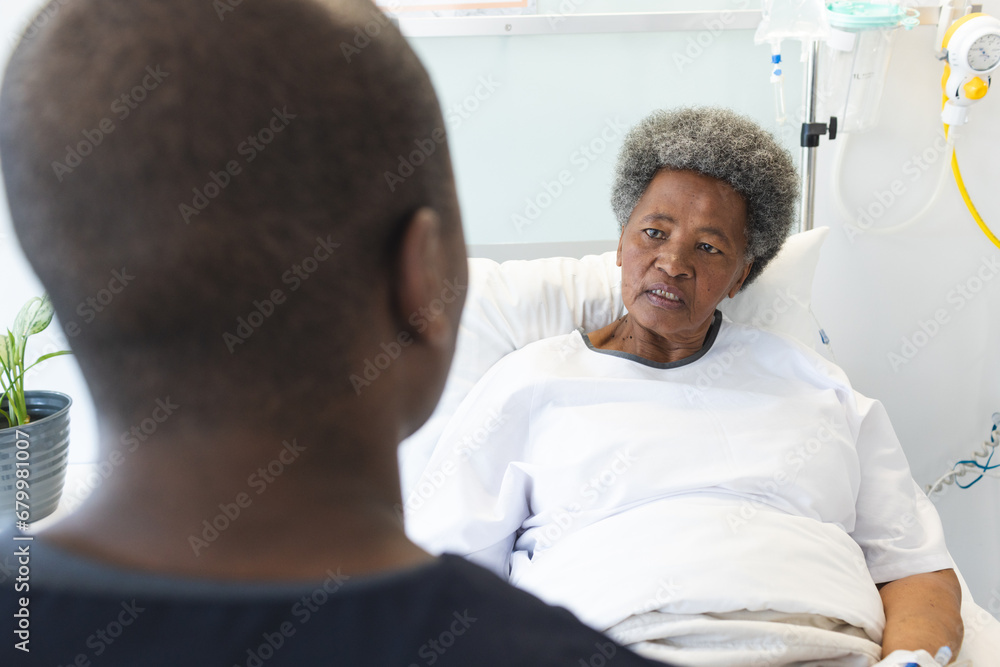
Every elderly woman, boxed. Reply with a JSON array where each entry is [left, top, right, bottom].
[[407, 108, 963, 666]]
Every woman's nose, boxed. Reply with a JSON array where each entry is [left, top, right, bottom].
[[656, 245, 694, 278]]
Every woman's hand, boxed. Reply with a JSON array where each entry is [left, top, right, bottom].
[[878, 568, 963, 662]]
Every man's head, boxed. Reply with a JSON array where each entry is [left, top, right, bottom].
[[0, 0, 465, 439]]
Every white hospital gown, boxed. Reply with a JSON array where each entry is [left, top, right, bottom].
[[405, 313, 953, 661]]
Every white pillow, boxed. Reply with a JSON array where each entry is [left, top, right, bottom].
[[397, 227, 832, 500], [718, 227, 831, 352]]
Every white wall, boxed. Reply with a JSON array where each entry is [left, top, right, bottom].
[[1, 0, 997, 616], [410, 7, 800, 245]]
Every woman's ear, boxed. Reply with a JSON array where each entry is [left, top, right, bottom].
[[616, 225, 625, 268], [728, 261, 754, 299], [394, 207, 461, 348]]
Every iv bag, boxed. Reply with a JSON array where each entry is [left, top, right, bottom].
[[754, 0, 832, 45]]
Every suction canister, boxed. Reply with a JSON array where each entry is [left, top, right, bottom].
[[818, 2, 919, 133]]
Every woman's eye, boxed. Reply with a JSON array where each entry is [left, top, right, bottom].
[[643, 229, 664, 239]]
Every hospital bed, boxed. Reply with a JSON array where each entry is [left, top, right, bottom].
[[398, 226, 1000, 664]]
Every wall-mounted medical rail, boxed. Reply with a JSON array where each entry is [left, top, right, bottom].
[[394, 6, 975, 38], [395, 11, 760, 37]]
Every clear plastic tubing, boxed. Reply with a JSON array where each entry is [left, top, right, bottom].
[[770, 42, 787, 124]]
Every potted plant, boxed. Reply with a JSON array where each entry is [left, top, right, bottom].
[[0, 295, 73, 526]]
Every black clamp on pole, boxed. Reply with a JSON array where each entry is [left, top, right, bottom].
[[800, 116, 838, 148]]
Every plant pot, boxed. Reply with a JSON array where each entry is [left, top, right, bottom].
[[0, 391, 72, 525]]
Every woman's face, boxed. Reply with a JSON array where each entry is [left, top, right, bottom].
[[617, 169, 753, 344]]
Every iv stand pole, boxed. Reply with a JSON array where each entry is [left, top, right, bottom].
[[800, 40, 820, 233], [799, 40, 836, 234]]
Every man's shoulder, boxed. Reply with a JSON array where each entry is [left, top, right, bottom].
[[410, 555, 663, 666], [0, 551, 662, 666]]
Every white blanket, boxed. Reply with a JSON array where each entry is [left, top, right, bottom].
[[606, 611, 973, 666], [407, 319, 954, 643], [607, 609, 881, 666]]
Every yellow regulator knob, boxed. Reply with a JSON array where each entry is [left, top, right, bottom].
[[963, 76, 989, 100]]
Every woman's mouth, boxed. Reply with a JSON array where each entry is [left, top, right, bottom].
[[648, 288, 681, 302], [645, 287, 685, 309]]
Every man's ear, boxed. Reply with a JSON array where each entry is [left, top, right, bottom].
[[728, 261, 754, 299], [394, 207, 454, 347]]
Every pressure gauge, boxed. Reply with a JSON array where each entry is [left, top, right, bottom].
[[941, 13, 1000, 125], [944, 13, 1000, 73], [964, 29, 1000, 71]]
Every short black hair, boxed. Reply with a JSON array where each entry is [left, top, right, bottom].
[[1, 0, 459, 421]]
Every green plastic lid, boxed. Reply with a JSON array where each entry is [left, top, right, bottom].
[[825, 2, 919, 30]]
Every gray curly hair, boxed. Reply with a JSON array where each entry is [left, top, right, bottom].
[[610, 107, 799, 288]]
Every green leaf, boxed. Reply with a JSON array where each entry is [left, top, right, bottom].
[[20, 350, 73, 377], [0, 331, 12, 370], [13, 294, 55, 339], [11, 297, 41, 340], [5, 350, 73, 389]]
